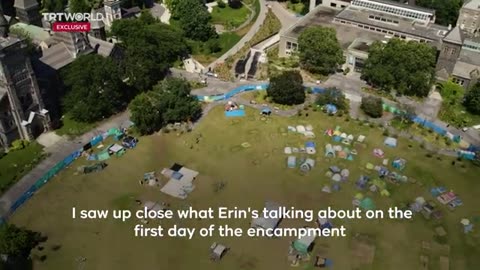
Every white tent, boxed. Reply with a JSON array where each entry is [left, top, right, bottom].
[[306, 147, 316, 154], [300, 158, 315, 172], [347, 134, 354, 141], [288, 126, 297, 132], [284, 147, 292, 154], [296, 125, 306, 134], [357, 135, 366, 143], [306, 125, 313, 131], [384, 137, 397, 147], [340, 133, 347, 139], [287, 156, 296, 168], [340, 169, 350, 177], [304, 131, 315, 138], [332, 174, 341, 182]]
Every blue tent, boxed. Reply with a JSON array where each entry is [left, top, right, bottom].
[[305, 141, 316, 148], [325, 104, 338, 114], [261, 107, 272, 115]]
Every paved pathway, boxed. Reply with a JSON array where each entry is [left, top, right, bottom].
[[207, 0, 268, 70], [0, 112, 131, 217], [268, 0, 300, 32]]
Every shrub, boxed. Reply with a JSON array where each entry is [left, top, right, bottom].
[[383, 130, 389, 136], [360, 96, 383, 118], [217, 0, 226, 8], [10, 139, 30, 151]]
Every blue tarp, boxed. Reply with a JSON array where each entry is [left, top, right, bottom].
[[225, 110, 245, 117], [312, 87, 326, 94], [305, 141, 316, 148]]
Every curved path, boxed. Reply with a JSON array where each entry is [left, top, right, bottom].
[[207, 0, 268, 70]]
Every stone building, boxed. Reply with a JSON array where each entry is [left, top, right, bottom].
[[0, 12, 50, 148], [13, 0, 42, 26], [279, 0, 480, 88]]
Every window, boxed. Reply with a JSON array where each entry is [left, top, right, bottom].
[[400, 35, 406, 39], [453, 77, 465, 86], [341, 5, 346, 8], [331, 3, 337, 7], [286, 42, 292, 50]]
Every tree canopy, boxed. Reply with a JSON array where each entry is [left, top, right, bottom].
[[0, 224, 39, 258], [298, 26, 343, 75], [111, 13, 188, 91], [40, 0, 67, 12], [361, 38, 436, 97], [416, 0, 462, 26], [464, 82, 480, 115], [315, 87, 348, 111], [267, 70, 305, 105], [129, 78, 202, 135], [68, 0, 91, 13], [170, 0, 217, 41], [62, 54, 129, 123], [361, 96, 383, 118]]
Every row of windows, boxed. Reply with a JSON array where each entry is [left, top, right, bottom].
[[330, 3, 347, 8], [352, 0, 431, 21], [452, 77, 465, 86], [463, 43, 480, 52], [335, 19, 429, 43], [368, 15, 399, 24]]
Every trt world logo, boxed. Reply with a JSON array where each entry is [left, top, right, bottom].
[[42, 13, 106, 32]]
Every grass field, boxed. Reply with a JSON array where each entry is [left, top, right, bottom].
[[11, 106, 480, 270], [211, 4, 251, 29], [55, 114, 96, 137], [0, 143, 45, 194]]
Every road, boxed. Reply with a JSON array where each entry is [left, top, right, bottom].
[[0, 112, 131, 217], [207, 0, 268, 70], [268, 0, 300, 32]]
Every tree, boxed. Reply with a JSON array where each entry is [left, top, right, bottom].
[[228, 0, 242, 9], [315, 87, 348, 111], [62, 54, 129, 123], [267, 70, 305, 105], [361, 96, 383, 118], [416, 0, 462, 26], [298, 26, 343, 75], [111, 14, 188, 91], [0, 224, 39, 257], [171, 0, 217, 41], [68, 0, 91, 13], [464, 82, 480, 115], [41, 0, 67, 12], [129, 78, 202, 135], [361, 38, 436, 97]]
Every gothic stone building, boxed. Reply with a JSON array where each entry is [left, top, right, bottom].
[[0, 13, 50, 148]]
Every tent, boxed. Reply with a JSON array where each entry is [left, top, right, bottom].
[[384, 137, 397, 147], [261, 108, 272, 115], [296, 125, 306, 134], [356, 175, 369, 189], [287, 156, 296, 168], [306, 125, 313, 131], [284, 147, 292, 154], [392, 158, 406, 170], [325, 104, 338, 114], [373, 148, 384, 158], [251, 201, 283, 230], [365, 163, 374, 170], [357, 135, 366, 143], [300, 159, 315, 172], [304, 131, 315, 138], [341, 169, 350, 177], [322, 185, 332, 193], [359, 197, 375, 210], [325, 144, 335, 157], [332, 174, 341, 182], [329, 166, 341, 173], [292, 230, 316, 254]]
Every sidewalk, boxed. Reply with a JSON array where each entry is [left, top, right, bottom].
[[0, 112, 130, 217]]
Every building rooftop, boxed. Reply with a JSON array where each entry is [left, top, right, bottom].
[[39, 43, 75, 70], [336, 7, 448, 41], [356, 0, 435, 14], [0, 36, 21, 50], [10, 22, 51, 44], [282, 7, 386, 49], [14, 0, 39, 9], [452, 61, 479, 79], [463, 0, 480, 10], [348, 38, 374, 53], [459, 48, 480, 66], [443, 25, 464, 45], [0, 85, 7, 101], [88, 35, 115, 57]]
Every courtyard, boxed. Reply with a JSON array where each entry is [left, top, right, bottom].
[[10, 106, 480, 270]]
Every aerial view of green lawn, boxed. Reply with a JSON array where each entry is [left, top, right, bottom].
[[11, 106, 480, 270]]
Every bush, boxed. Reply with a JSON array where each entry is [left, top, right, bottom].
[[382, 130, 390, 136], [360, 96, 383, 118], [217, 0, 226, 8], [10, 140, 30, 151]]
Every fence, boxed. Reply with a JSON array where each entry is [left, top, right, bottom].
[[3, 133, 109, 220], [196, 84, 268, 102]]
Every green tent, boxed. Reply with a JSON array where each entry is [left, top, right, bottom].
[[293, 240, 309, 255], [360, 197, 375, 210], [355, 193, 364, 200]]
